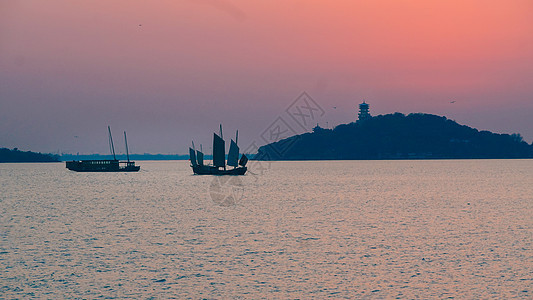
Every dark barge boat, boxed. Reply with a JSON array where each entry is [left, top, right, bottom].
[[66, 126, 140, 172], [190, 125, 248, 175]]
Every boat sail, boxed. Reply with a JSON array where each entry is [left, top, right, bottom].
[[213, 132, 226, 168], [189, 147, 198, 167], [190, 125, 247, 175], [196, 145, 204, 166], [227, 139, 239, 167], [66, 126, 140, 172]]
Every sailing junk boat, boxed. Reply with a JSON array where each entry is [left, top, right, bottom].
[[66, 126, 140, 172], [190, 125, 248, 175]]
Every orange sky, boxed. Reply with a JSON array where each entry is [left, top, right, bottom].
[[1, 0, 532, 152]]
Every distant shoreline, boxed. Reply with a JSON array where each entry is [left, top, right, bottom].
[[59, 154, 192, 161], [0, 148, 60, 163], [3, 158, 532, 164], [2, 157, 532, 163]]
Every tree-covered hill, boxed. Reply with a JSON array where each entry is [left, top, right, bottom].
[[0, 148, 60, 163], [255, 113, 533, 160]]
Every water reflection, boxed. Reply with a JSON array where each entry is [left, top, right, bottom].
[[0, 160, 532, 298]]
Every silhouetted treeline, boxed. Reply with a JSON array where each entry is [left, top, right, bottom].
[[0, 148, 60, 163], [255, 113, 533, 160]]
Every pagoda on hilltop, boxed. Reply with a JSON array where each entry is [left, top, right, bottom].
[[358, 101, 371, 122]]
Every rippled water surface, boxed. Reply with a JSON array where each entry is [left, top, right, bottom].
[[1, 160, 532, 298]]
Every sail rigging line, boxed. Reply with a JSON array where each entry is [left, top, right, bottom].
[[108, 126, 116, 160], [124, 131, 130, 162]]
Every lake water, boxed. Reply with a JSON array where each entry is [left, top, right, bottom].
[[1, 160, 532, 299]]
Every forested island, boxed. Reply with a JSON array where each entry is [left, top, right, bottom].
[[0, 148, 60, 163], [255, 113, 533, 160]]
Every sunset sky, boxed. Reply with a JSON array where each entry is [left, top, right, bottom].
[[1, 0, 532, 154]]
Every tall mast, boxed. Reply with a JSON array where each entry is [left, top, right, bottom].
[[219, 124, 223, 140], [124, 131, 130, 162], [235, 130, 238, 145], [108, 126, 116, 160]]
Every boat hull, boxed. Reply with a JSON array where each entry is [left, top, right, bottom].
[[66, 160, 140, 172], [192, 165, 247, 175]]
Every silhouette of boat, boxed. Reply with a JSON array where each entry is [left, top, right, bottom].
[[190, 125, 248, 175], [66, 126, 140, 172]]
